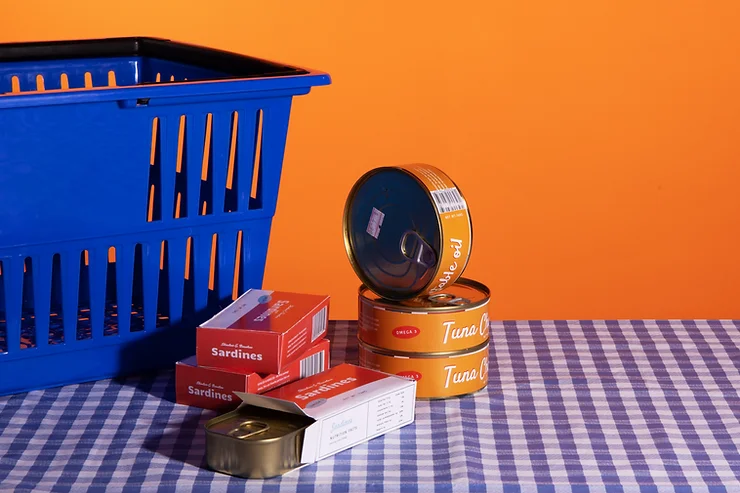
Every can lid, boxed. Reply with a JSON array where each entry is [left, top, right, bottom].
[[343, 167, 443, 300], [359, 278, 489, 312]]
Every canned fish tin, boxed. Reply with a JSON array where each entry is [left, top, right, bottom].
[[358, 278, 490, 353], [205, 405, 315, 479], [343, 164, 473, 300], [358, 340, 489, 399]]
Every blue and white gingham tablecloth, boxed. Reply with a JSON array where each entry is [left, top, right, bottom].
[[1, 320, 740, 492]]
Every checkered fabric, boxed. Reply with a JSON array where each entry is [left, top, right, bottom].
[[1, 320, 739, 492]]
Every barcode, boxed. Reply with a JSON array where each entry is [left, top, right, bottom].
[[311, 307, 328, 342], [430, 187, 467, 214], [300, 350, 326, 378]]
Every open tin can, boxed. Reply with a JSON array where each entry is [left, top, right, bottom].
[[343, 164, 473, 301], [205, 405, 315, 479]]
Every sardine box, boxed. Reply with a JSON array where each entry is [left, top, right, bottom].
[[196, 289, 330, 374], [176, 339, 331, 411], [205, 364, 416, 477]]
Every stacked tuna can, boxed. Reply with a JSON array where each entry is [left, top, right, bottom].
[[343, 164, 490, 399]]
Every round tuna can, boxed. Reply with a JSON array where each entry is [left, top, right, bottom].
[[343, 164, 473, 301], [358, 278, 490, 353], [358, 340, 489, 399]]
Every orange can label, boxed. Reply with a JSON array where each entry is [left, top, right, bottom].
[[399, 164, 473, 296], [359, 297, 489, 353], [358, 342, 489, 399]]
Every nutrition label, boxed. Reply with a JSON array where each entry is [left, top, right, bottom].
[[317, 384, 416, 459], [367, 388, 415, 436]]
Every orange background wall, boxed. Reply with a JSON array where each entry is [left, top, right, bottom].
[[2, 1, 739, 321]]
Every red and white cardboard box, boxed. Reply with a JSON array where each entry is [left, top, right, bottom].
[[197, 288, 330, 374], [177, 339, 331, 411], [233, 363, 416, 467]]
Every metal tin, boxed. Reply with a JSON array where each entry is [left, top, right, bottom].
[[205, 405, 315, 479], [358, 340, 489, 399], [343, 164, 473, 300], [358, 278, 490, 353]]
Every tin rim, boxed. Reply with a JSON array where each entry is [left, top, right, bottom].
[[342, 165, 474, 301], [358, 337, 489, 358], [358, 277, 490, 313]]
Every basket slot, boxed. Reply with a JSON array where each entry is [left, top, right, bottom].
[[142, 242, 162, 332], [258, 99, 292, 212], [192, 234, 212, 315], [48, 255, 64, 344], [33, 72, 65, 92], [224, 111, 240, 213], [160, 116, 180, 221], [233, 231, 244, 299], [31, 254, 53, 348], [35, 74, 46, 91], [166, 237, 188, 325], [200, 114, 214, 216], [50, 254, 62, 307], [173, 116, 188, 218], [76, 251, 90, 341], [236, 109, 259, 212], [147, 118, 162, 222], [62, 252, 81, 342], [21, 258, 37, 349], [251, 109, 264, 209], [114, 244, 135, 335], [87, 248, 108, 340], [217, 231, 238, 302], [207, 234, 219, 306], [130, 244, 144, 332], [187, 113, 207, 220], [182, 237, 195, 321], [211, 112, 232, 218], [104, 248, 119, 336], [2, 259, 23, 353]]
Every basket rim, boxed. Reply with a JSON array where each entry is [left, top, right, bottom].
[[0, 36, 331, 109]]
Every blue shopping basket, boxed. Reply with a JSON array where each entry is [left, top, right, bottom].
[[0, 37, 330, 396]]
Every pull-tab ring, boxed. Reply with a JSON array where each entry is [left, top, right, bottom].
[[400, 230, 436, 268], [228, 420, 270, 440], [427, 293, 471, 306]]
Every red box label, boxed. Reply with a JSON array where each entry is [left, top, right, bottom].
[[196, 289, 330, 374], [176, 339, 331, 411], [265, 364, 387, 409]]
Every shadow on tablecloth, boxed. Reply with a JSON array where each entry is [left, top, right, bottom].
[[141, 406, 215, 469]]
